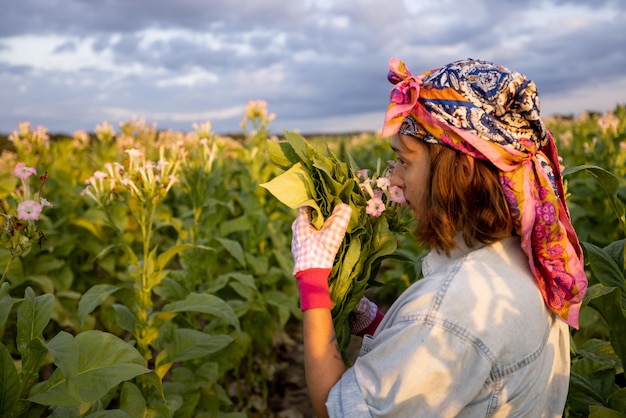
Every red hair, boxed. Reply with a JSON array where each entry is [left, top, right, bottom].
[[416, 145, 513, 254]]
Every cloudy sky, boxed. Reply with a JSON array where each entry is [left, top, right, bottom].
[[1, 0, 625, 136]]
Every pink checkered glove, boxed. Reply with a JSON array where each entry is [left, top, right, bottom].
[[350, 297, 384, 337], [291, 203, 352, 311]]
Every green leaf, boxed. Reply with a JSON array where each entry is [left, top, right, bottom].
[[208, 272, 258, 302], [91, 243, 128, 265], [604, 239, 626, 275], [46, 331, 80, 401], [17, 287, 53, 352], [162, 293, 240, 331], [283, 130, 311, 162], [587, 287, 626, 369], [266, 138, 300, 170], [32, 255, 65, 275], [589, 404, 626, 417], [568, 370, 614, 414], [28, 330, 151, 406], [0, 250, 24, 285], [153, 277, 188, 301], [145, 247, 157, 279], [85, 410, 133, 418], [607, 388, 626, 415], [330, 237, 362, 307], [215, 238, 247, 268], [263, 290, 295, 327], [156, 329, 233, 367], [0, 171, 17, 199], [0, 282, 17, 328], [209, 272, 256, 294], [564, 165, 626, 235], [146, 270, 168, 291], [112, 304, 137, 334], [119, 382, 146, 417], [574, 338, 622, 372], [259, 163, 321, 215], [48, 406, 81, 417], [228, 281, 256, 301], [155, 243, 198, 271], [134, 370, 165, 401], [0, 343, 20, 417], [219, 216, 253, 236], [78, 284, 121, 327], [69, 216, 106, 240], [20, 338, 49, 389], [583, 242, 626, 302], [563, 164, 619, 195], [23, 274, 55, 294]]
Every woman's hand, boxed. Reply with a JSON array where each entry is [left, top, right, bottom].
[[291, 203, 351, 310], [350, 296, 384, 337]]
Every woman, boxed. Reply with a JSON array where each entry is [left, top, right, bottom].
[[290, 58, 587, 417]]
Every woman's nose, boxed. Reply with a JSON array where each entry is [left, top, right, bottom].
[[390, 165, 404, 189]]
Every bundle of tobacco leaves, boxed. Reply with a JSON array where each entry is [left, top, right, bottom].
[[261, 131, 411, 359]]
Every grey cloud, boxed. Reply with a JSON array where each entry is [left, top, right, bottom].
[[0, 0, 311, 36], [105, 33, 286, 74], [0, 62, 34, 75], [552, 0, 623, 7], [92, 35, 114, 53], [499, 14, 626, 95], [0, 71, 97, 132], [110, 34, 144, 57], [53, 40, 78, 54], [0, 0, 625, 134]]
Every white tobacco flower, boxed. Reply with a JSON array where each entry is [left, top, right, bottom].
[[40, 197, 53, 208], [376, 176, 390, 191]]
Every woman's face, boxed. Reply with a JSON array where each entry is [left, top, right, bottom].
[[390, 133, 431, 220]]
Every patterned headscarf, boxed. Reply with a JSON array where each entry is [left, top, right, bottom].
[[382, 58, 587, 328]]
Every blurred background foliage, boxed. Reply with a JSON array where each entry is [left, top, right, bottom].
[[0, 102, 624, 417]]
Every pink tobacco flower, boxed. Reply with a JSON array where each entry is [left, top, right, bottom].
[[14, 162, 37, 179], [389, 185, 406, 204], [366, 197, 385, 217], [357, 169, 370, 180], [17, 199, 43, 221], [126, 148, 143, 159]]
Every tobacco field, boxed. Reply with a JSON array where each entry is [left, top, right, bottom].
[[0, 101, 625, 417]]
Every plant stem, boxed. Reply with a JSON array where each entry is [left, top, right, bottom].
[[0, 254, 15, 287], [136, 199, 156, 359]]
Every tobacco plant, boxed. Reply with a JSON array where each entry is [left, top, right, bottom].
[[0, 158, 155, 417], [563, 165, 626, 417], [0, 104, 625, 417]]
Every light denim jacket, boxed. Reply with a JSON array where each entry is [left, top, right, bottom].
[[327, 237, 570, 417]]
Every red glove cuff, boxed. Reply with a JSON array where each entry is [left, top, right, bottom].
[[295, 268, 332, 311], [355, 309, 384, 337]]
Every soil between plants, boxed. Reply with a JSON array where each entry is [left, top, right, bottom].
[[265, 320, 363, 418]]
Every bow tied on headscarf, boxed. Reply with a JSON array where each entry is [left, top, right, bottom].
[[382, 58, 587, 328], [383, 58, 425, 139]]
